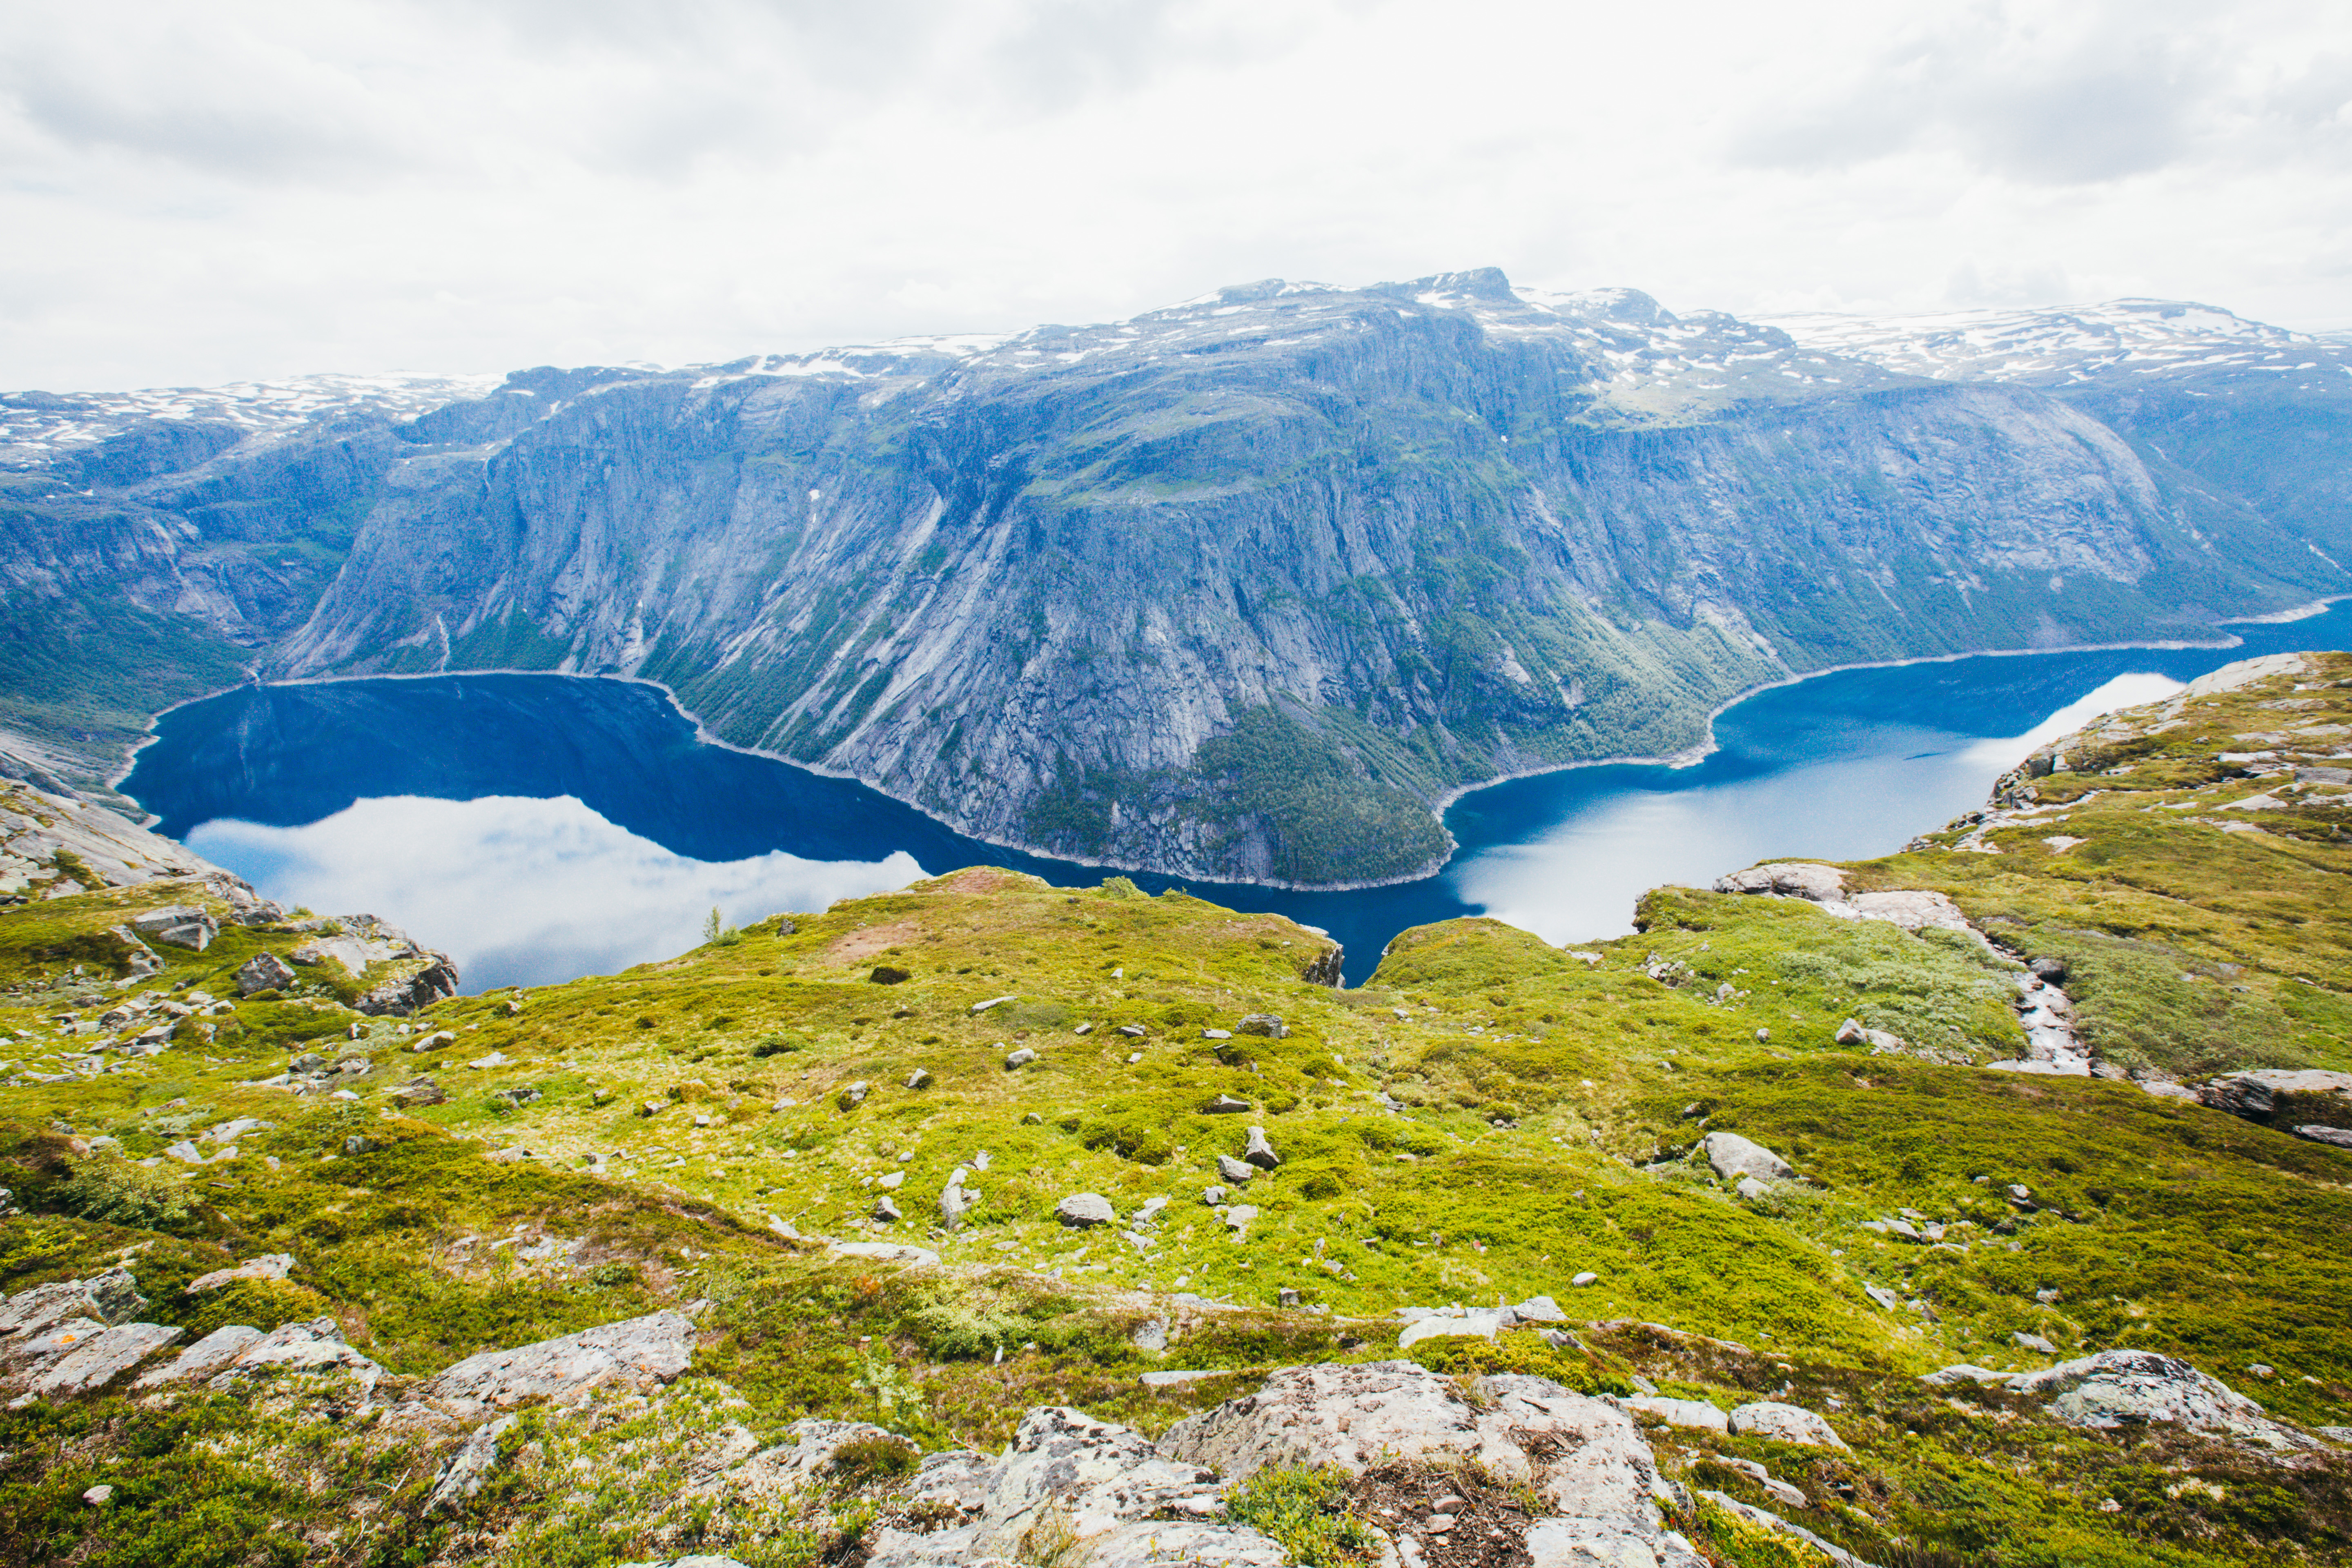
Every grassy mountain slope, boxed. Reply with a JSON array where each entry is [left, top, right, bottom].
[[0, 655, 2347, 1566]]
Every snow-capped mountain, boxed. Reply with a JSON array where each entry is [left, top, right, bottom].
[[1762, 299, 2352, 395]]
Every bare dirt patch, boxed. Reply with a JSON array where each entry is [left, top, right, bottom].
[[824, 922, 920, 965]]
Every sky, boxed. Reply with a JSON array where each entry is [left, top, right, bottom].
[[2, 0, 2347, 390]]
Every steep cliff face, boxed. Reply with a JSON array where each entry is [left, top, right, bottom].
[[4, 276, 2348, 880], [266, 272, 2343, 883]]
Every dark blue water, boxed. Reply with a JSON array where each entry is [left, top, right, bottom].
[[121, 604, 2352, 990]]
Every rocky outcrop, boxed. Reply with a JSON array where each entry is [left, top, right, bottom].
[[414, 1309, 696, 1418]]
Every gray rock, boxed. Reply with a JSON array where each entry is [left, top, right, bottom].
[[1242, 1126, 1280, 1170], [1727, 1401, 1849, 1450], [209, 1317, 383, 1394], [2012, 1331, 2058, 1354], [872, 1196, 902, 1224], [1571, 1271, 1599, 1287], [2296, 1125, 2352, 1149], [1202, 1094, 1252, 1114], [1513, 1294, 1566, 1323], [939, 1185, 979, 1228], [0, 1267, 147, 1344], [1714, 862, 1846, 900], [1163, 1361, 1695, 1565], [23, 1322, 183, 1398], [840, 1080, 871, 1108], [828, 1242, 940, 1267], [1919, 1364, 2013, 1387], [1222, 1205, 1258, 1233], [1695, 1490, 1876, 1568], [1131, 1317, 1169, 1353], [82, 1485, 113, 1506], [905, 1068, 931, 1090], [185, 1254, 295, 1294], [1202, 1185, 1227, 1205], [1701, 1131, 1793, 1183], [1215, 1154, 1254, 1183], [234, 952, 297, 996], [1627, 1396, 1728, 1432], [2007, 1349, 2307, 1448], [1395, 1308, 1503, 1348], [130, 905, 217, 951], [1236, 1015, 1288, 1038], [1735, 1175, 1771, 1200], [134, 1324, 263, 1389], [354, 955, 461, 1017], [427, 1412, 517, 1512], [1057, 1193, 1116, 1227], [418, 1310, 696, 1417], [1004, 1047, 1036, 1070]]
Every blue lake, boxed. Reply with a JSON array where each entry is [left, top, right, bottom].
[[120, 603, 2352, 991]]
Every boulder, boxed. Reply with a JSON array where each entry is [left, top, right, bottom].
[[1215, 1154, 1254, 1183], [2007, 1349, 2305, 1448], [1714, 862, 1846, 900], [208, 1317, 383, 1394], [1236, 1014, 1288, 1038], [1056, 1193, 1116, 1228], [939, 1185, 979, 1228], [1727, 1401, 1849, 1450], [234, 952, 298, 996], [1701, 1131, 1793, 1183], [1627, 1396, 1728, 1432], [130, 905, 217, 951], [1242, 1127, 1281, 1170], [186, 1254, 294, 1294], [416, 1310, 695, 1418], [2296, 1125, 2352, 1149], [134, 1324, 263, 1389], [1513, 1294, 1566, 1323], [1004, 1048, 1036, 1070], [1202, 1094, 1252, 1114], [355, 955, 461, 1016], [1395, 1307, 1502, 1348], [872, 1197, 902, 1224], [23, 1322, 182, 1398], [1163, 1363, 1695, 1566], [0, 1268, 147, 1343]]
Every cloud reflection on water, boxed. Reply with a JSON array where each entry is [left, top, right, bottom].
[[1454, 671, 2186, 948], [188, 793, 929, 991]]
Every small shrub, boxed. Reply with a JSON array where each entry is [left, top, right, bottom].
[[1225, 1465, 1382, 1568], [590, 1261, 638, 1287], [51, 1153, 190, 1228], [830, 1433, 918, 1484]]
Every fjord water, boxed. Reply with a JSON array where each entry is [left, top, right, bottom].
[[122, 605, 2352, 991]]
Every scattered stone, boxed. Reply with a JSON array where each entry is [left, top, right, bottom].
[[872, 1196, 903, 1224], [839, 1080, 871, 1109], [1215, 1154, 1254, 1183], [877, 1171, 905, 1189], [1714, 862, 1846, 900], [1202, 1094, 1251, 1114], [1004, 1048, 1036, 1070], [1697, 1489, 1873, 1568], [1701, 1131, 1793, 1184], [1117, 1024, 1147, 1038], [234, 952, 297, 996], [130, 906, 217, 951], [971, 995, 1016, 1014], [1131, 1318, 1169, 1353], [1242, 1126, 1281, 1170], [938, 1185, 978, 1228], [1727, 1401, 1849, 1450], [408, 1031, 457, 1053], [186, 1254, 294, 1294], [1203, 1185, 1227, 1205], [1735, 1176, 1770, 1201], [1057, 1193, 1116, 1228], [2013, 1331, 2059, 1354], [390, 1080, 447, 1107], [1920, 1364, 2013, 1387], [2294, 1124, 2352, 1148], [1201, 1029, 1233, 1040], [1236, 1014, 1287, 1038], [869, 965, 911, 985], [82, 1485, 113, 1506], [1513, 1295, 1566, 1323], [1571, 1271, 1599, 1287], [418, 1310, 695, 1418], [1222, 1205, 1258, 1234], [905, 1068, 931, 1090]]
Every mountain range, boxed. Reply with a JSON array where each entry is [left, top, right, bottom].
[[4, 272, 2347, 884]]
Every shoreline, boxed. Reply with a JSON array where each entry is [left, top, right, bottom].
[[114, 592, 2352, 895]]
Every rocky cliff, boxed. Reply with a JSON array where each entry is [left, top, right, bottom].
[[5, 277, 2348, 884]]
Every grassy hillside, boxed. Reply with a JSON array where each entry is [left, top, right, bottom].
[[0, 654, 2346, 1566]]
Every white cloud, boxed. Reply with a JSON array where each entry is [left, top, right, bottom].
[[186, 793, 927, 990], [2, 0, 2348, 390]]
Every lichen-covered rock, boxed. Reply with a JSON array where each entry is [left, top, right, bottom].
[[2007, 1350, 2309, 1448], [134, 1324, 263, 1390], [22, 1323, 182, 1397], [235, 951, 298, 995], [208, 1317, 383, 1394], [426, 1413, 517, 1512], [1728, 1401, 1849, 1450], [186, 1254, 294, 1293], [1715, 863, 1846, 900], [1055, 1193, 1115, 1227], [0, 1268, 147, 1349], [1701, 1132, 1793, 1184], [129, 905, 217, 950], [418, 1309, 695, 1417]]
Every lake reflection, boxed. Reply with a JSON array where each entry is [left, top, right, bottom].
[[122, 604, 2352, 990]]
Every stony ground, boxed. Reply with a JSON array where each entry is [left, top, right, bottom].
[[0, 652, 2346, 1566]]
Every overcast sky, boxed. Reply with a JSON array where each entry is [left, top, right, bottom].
[[3, 0, 2347, 390]]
